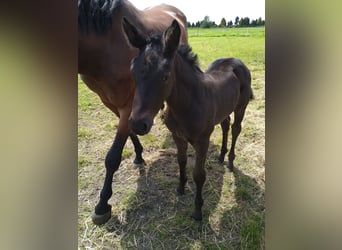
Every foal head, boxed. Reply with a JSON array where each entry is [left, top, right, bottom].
[[122, 18, 181, 135]]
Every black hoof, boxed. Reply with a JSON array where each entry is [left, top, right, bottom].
[[218, 155, 224, 164], [91, 209, 111, 225], [133, 158, 145, 168], [191, 211, 202, 221], [177, 186, 185, 195]]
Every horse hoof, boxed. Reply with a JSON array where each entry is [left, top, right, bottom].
[[91, 209, 111, 225], [191, 211, 202, 221], [176, 187, 185, 195], [133, 158, 145, 168], [227, 164, 234, 172]]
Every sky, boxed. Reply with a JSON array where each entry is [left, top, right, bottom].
[[129, 0, 265, 24]]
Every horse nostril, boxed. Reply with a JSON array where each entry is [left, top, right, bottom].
[[129, 118, 150, 135]]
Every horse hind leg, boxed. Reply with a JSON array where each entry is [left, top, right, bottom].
[[172, 133, 188, 195], [218, 116, 230, 163], [129, 133, 145, 166], [228, 107, 247, 171]]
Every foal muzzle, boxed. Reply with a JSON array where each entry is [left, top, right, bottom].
[[129, 117, 153, 135]]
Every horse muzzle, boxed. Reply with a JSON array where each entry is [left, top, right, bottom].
[[129, 117, 153, 135]]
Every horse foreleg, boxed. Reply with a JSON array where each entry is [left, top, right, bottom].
[[92, 112, 130, 225], [129, 133, 145, 166], [172, 133, 188, 195], [192, 136, 210, 221]]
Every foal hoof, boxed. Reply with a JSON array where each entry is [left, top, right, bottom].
[[91, 209, 112, 225], [133, 158, 145, 168], [176, 186, 185, 195], [227, 165, 234, 172], [191, 211, 203, 221], [218, 156, 224, 164]]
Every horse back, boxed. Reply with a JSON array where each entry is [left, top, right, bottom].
[[207, 58, 253, 101]]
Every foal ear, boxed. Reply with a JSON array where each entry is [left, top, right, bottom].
[[163, 20, 181, 56], [122, 17, 147, 49]]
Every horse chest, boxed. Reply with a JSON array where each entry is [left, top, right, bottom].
[[164, 109, 204, 143]]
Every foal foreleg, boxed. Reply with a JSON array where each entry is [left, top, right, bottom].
[[129, 133, 145, 166], [228, 109, 246, 171], [172, 134, 188, 195], [192, 137, 210, 221], [218, 116, 230, 163]]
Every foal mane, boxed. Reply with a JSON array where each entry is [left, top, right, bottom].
[[177, 44, 203, 73], [147, 33, 203, 73], [78, 0, 122, 34]]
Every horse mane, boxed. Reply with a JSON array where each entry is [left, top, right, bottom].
[[78, 0, 122, 34], [177, 44, 203, 73], [146, 33, 202, 73]]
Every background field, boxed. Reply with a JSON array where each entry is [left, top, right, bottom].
[[78, 27, 265, 249]]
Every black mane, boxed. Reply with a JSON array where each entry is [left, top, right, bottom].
[[78, 0, 122, 34], [177, 44, 203, 73], [147, 33, 202, 73]]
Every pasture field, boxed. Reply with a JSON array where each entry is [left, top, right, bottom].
[[78, 27, 265, 249]]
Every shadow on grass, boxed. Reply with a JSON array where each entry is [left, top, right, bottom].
[[104, 134, 264, 249], [218, 168, 265, 249]]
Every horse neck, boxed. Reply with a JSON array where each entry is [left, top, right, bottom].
[[167, 53, 204, 112], [78, 0, 143, 76]]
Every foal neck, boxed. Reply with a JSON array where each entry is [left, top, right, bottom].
[[167, 52, 204, 110]]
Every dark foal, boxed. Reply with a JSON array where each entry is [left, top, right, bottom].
[[78, 0, 188, 225], [123, 19, 253, 220]]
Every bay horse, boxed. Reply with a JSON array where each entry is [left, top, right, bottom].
[[78, 0, 188, 225], [123, 19, 253, 220]]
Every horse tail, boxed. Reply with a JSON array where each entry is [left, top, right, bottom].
[[250, 90, 255, 100], [232, 60, 254, 101]]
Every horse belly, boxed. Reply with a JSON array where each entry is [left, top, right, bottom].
[[212, 85, 240, 124]]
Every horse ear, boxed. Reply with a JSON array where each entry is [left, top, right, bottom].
[[122, 17, 146, 49], [163, 20, 181, 55]]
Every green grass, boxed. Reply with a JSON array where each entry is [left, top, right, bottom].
[[78, 27, 265, 249]]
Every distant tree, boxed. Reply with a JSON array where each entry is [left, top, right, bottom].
[[219, 18, 227, 27], [191, 22, 195, 27], [257, 17, 264, 26], [239, 17, 250, 27], [227, 20, 233, 27], [200, 15, 210, 28], [251, 19, 258, 27], [200, 15, 216, 28], [235, 16, 240, 26]]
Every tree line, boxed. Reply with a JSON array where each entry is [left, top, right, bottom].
[[188, 16, 265, 28]]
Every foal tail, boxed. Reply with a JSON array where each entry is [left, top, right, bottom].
[[232, 59, 254, 101], [250, 90, 255, 100]]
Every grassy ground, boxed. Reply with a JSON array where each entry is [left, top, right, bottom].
[[78, 27, 265, 249]]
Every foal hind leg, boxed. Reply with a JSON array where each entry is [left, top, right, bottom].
[[172, 133, 188, 195], [129, 133, 145, 166], [218, 117, 230, 163], [228, 108, 246, 171]]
